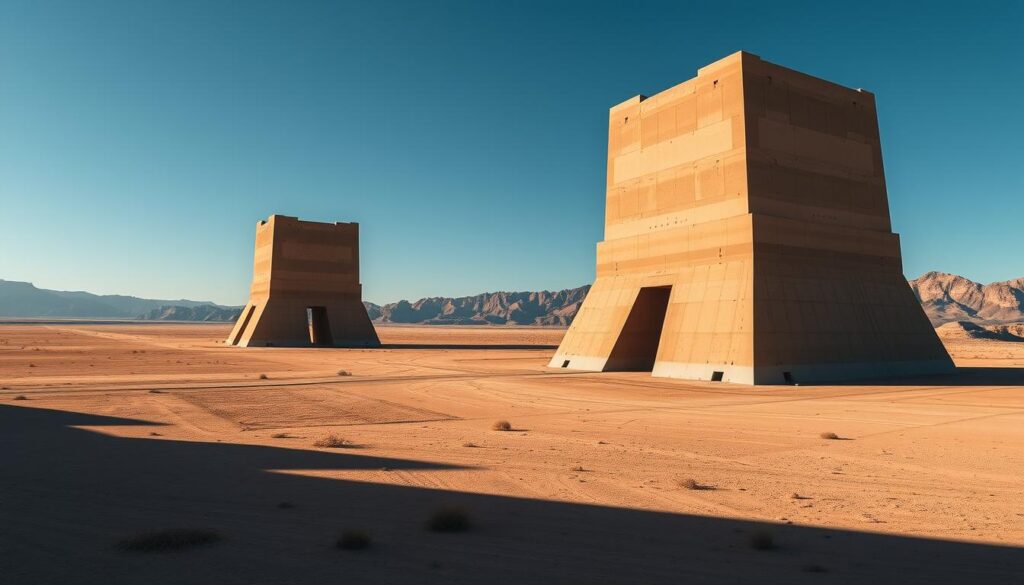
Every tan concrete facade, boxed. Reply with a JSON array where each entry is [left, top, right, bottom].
[[549, 52, 952, 384], [227, 215, 380, 348]]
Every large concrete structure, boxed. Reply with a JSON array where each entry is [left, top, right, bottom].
[[550, 52, 952, 384], [227, 215, 380, 348]]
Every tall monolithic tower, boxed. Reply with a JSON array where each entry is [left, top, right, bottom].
[[227, 215, 380, 348], [549, 52, 952, 384]]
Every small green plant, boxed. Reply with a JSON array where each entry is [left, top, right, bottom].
[[336, 530, 372, 550], [427, 506, 470, 532], [119, 529, 221, 552], [491, 420, 512, 431]]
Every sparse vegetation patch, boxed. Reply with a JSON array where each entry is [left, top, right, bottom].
[[13, 395, 28, 401], [749, 529, 775, 550], [336, 530, 372, 550], [491, 420, 512, 431], [427, 506, 470, 532], [119, 529, 221, 552], [820, 432, 840, 440], [678, 478, 713, 490], [313, 434, 356, 448]]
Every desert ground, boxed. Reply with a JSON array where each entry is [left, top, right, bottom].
[[2, 323, 1024, 584]]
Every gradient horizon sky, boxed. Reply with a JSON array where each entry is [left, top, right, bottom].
[[1, 0, 1021, 306]]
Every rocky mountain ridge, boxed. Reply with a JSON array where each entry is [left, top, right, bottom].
[[0, 279, 234, 320], [908, 271, 1024, 326], [364, 286, 589, 326], [5, 272, 1022, 328]]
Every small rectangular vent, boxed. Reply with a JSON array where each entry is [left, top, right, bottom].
[[711, 371, 724, 382], [562, 360, 571, 368]]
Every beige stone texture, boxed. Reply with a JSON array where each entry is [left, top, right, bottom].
[[226, 215, 380, 348], [550, 52, 952, 384]]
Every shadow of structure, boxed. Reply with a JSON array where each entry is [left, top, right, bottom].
[[380, 343, 559, 350], [1, 404, 1021, 584], [829, 367, 1024, 387]]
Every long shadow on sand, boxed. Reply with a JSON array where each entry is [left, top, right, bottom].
[[380, 343, 559, 350], [830, 367, 1024, 387], [1, 404, 1020, 584]]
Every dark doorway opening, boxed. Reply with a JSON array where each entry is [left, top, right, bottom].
[[604, 286, 671, 371], [307, 307, 333, 346]]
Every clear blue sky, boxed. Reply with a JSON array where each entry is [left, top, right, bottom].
[[1, 0, 1021, 305]]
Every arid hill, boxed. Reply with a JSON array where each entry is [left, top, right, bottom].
[[909, 272, 1024, 325], [139, 305, 243, 322], [0, 279, 235, 319], [6, 274, 1022, 327], [364, 286, 589, 326], [934, 320, 1024, 342]]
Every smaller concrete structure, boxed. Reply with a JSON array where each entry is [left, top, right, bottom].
[[227, 215, 380, 348]]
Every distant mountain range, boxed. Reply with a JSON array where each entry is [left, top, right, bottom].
[[363, 287, 589, 326], [138, 304, 244, 322], [0, 279, 237, 320], [934, 320, 1024, 342], [3, 273, 1021, 327], [909, 272, 1024, 326]]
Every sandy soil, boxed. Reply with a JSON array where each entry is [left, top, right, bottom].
[[2, 323, 1023, 584]]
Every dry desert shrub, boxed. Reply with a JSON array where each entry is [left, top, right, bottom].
[[336, 530, 372, 550], [427, 506, 470, 532], [258, 373, 269, 380], [13, 395, 28, 401], [337, 370, 352, 376], [749, 529, 775, 550], [313, 434, 355, 448], [119, 529, 221, 552], [271, 432, 293, 439], [820, 432, 840, 440], [491, 420, 512, 431], [678, 478, 713, 491], [462, 442, 479, 448]]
